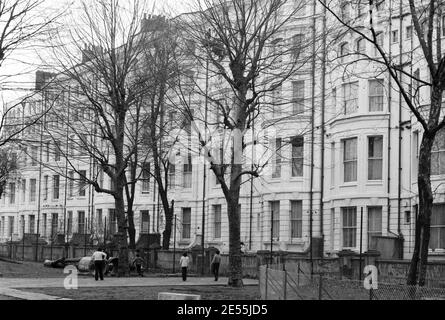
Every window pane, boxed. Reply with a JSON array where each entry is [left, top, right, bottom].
[[368, 159, 383, 180], [270, 201, 280, 238], [291, 201, 303, 238], [292, 81, 305, 114], [369, 136, 383, 158], [142, 162, 150, 192], [368, 136, 383, 180], [368, 207, 382, 233], [432, 129, 445, 175], [183, 161, 193, 188], [344, 138, 357, 182], [342, 207, 357, 247], [344, 82, 358, 114], [140, 210, 150, 234], [182, 208, 191, 239], [272, 138, 282, 178], [430, 204, 445, 249], [432, 152, 440, 175], [344, 138, 357, 161], [369, 80, 384, 112], [214, 205, 221, 239]]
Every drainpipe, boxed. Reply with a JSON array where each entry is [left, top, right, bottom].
[[397, 0, 403, 242], [201, 54, 209, 275], [408, 10, 414, 254], [35, 90, 46, 261], [63, 88, 71, 245], [386, 0, 393, 235], [309, 0, 317, 276], [249, 115, 255, 251], [319, 0, 327, 257], [152, 176, 156, 233]]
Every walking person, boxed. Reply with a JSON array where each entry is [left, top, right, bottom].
[[92, 247, 107, 281], [179, 252, 190, 281], [210, 250, 221, 281], [132, 253, 145, 277]]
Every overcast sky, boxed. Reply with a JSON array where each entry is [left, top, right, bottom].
[[0, 0, 191, 104]]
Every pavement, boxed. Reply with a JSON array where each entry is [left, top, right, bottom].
[[0, 276, 259, 300]]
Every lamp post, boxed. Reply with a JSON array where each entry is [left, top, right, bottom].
[[359, 207, 364, 281], [200, 29, 211, 276], [146, 213, 150, 270], [35, 89, 47, 262], [22, 218, 25, 261], [309, 209, 313, 278], [173, 214, 177, 273], [249, 114, 255, 251], [270, 210, 273, 265]]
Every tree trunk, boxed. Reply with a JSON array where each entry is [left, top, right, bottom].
[[227, 194, 243, 287], [407, 210, 421, 285], [115, 191, 129, 277], [162, 206, 173, 250], [226, 160, 243, 287], [127, 208, 136, 249], [407, 132, 435, 286], [416, 133, 435, 286]]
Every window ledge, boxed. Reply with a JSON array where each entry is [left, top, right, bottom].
[[366, 181, 384, 186], [330, 112, 390, 126], [429, 249, 445, 255], [339, 182, 358, 188], [207, 240, 223, 245], [263, 239, 280, 244], [287, 239, 305, 244], [432, 175, 445, 181], [341, 247, 357, 251]]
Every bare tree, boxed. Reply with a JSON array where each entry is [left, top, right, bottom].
[[320, 0, 445, 286], [0, 148, 17, 196], [44, 0, 155, 275], [136, 20, 182, 250], [0, 0, 60, 146], [175, 0, 316, 287], [0, 1, 60, 199], [0, 0, 57, 67]]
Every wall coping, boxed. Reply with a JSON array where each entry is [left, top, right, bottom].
[[376, 259, 445, 265]]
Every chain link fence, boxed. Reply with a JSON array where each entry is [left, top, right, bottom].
[[259, 265, 445, 300]]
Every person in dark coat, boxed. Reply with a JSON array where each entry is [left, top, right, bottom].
[[132, 254, 145, 277]]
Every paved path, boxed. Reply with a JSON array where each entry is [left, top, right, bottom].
[[0, 276, 259, 300], [0, 288, 70, 300]]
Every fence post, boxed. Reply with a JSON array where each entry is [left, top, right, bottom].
[[318, 273, 323, 300], [265, 266, 269, 300], [297, 262, 300, 286], [283, 264, 287, 300], [370, 287, 373, 300]]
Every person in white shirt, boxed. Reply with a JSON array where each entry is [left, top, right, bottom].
[[91, 248, 107, 281], [179, 252, 190, 281], [211, 250, 221, 281]]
